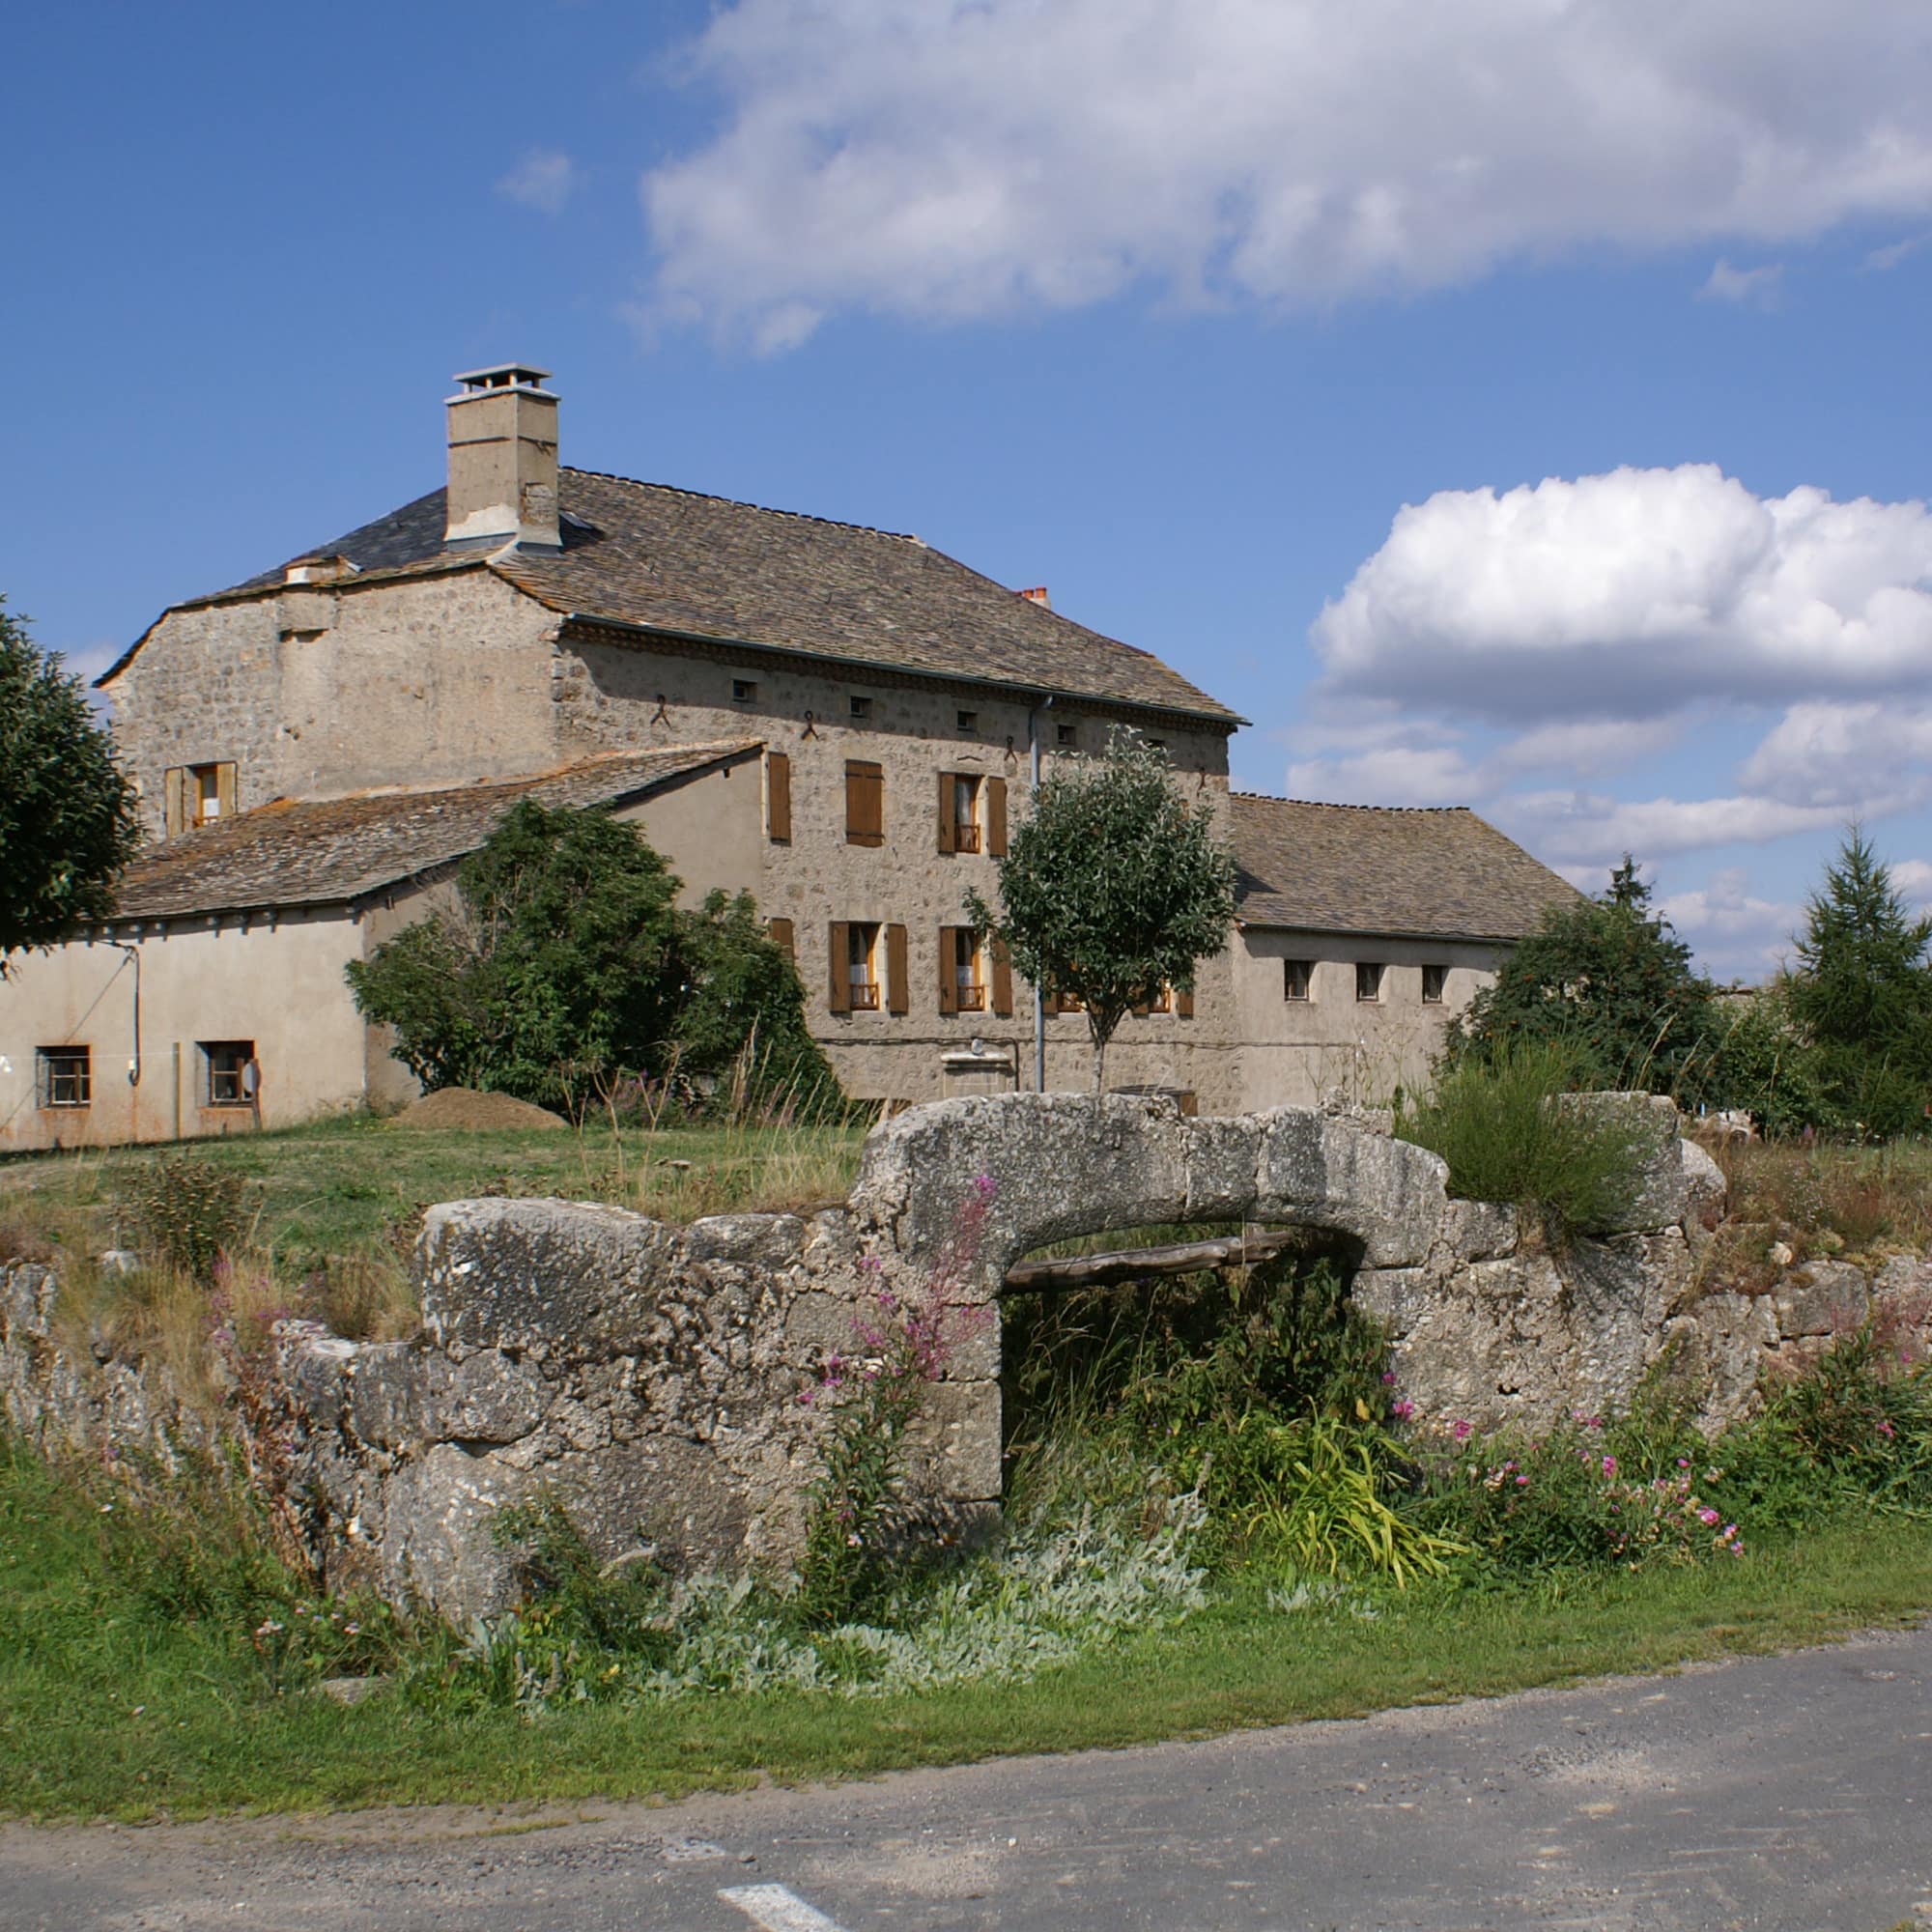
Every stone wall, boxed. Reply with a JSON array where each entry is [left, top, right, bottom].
[[8, 1094, 1932, 1623]]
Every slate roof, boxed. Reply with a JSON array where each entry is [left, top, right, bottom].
[[1231, 795, 1583, 942], [106, 742, 760, 922], [109, 470, 1238, 724]]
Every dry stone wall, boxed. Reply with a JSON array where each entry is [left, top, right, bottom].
[[9, 1093, 1932, 1622]]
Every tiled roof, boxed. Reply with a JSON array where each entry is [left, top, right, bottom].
[[107, 743, 760, 922], [1231, 795, 1583, 942], [154, 470, 1239, 724]]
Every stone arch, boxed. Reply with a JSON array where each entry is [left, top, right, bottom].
[[847, 1093, 1452, 1301]]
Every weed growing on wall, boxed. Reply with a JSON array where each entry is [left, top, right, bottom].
[[123, 1155, 246, 1280]]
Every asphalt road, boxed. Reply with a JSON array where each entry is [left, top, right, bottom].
[[5, 1627, 1932, 1932]]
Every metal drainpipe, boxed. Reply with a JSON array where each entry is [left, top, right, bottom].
[[1027, 696, 1054, 1092]]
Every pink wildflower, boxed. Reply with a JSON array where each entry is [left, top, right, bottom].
[[1392, 1399, 1415, 1422], [1452, 1419, 1472, 1442]]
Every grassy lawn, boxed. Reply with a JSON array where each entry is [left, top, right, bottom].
[[2, 1425, 1926, 1822], [0, 1112, 868, 1278]]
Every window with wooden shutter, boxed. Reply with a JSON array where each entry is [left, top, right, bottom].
[[939, 927, 984, 1014], [766, 752, 792, 842], [163, 767, 191, 838], [768, 916, 795, 959], [936, 771, 955, 855], [827, 922, 852, 1012], [1175, 984, 1196, 1018], [885, 923, 909, 1015], [844, 761, 884, 846], [985, 776, 1008, 856], [214, 762, 238, 820], [989, 938, 1014, 1017]]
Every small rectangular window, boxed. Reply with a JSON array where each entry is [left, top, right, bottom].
[[957, 709, 978, 734], [849, 695, 872, 721], [1056, 723, 1077, 748], [1421, 963, 1447, 1005], [1283, 959, 1313, 1001], [165, 761, 237, 836], [848, 923, 882, 1009], [732, 678, 757, 704], [1355, 961, 1384, 1003], [36, 1047, 91, 1109], [200, 1040, 257, 1107]]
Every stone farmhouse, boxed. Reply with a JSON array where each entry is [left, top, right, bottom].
[[0, 365, 1579, 1151]]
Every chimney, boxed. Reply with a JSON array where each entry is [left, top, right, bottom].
[[1018, 585, 1051, 608], [444, 362, 560, 551]]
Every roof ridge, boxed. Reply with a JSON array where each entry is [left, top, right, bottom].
[[1231, 791, 1475, 814], [561, 466, 923, 546]]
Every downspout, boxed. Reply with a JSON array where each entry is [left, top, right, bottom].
[[1027, 696, 1054, 1093]]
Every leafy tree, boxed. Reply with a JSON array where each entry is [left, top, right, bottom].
[[0, 599, 139, 966], [347, 802, 838, 1116], [965, 728, 1236, 1093], [671, 889, 843, 1114], [1786, 830, 1932, 1139], [1445, 855, 1721, 1101]]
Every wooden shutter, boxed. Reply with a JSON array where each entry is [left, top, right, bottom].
[[215, 762, 238, 819], [1175, 983, 1195, 1018], [845, 762, 884, 846], [938, 926, 958, 1014], [936, 772, 955, 854], [985, 777, 1008, 857], [827, 923, 851, 1013], [766, 752, 792, 842], [164, 767, 189, 838], [885, 923, 909, 1015], [990, 938, 1014, 1017], [768, 916, 795, 959]]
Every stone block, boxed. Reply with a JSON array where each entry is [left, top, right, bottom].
[[1773, 1261, 1870, 1339], [685, 1214, 806, 1267], [418, 1198, 683, 1360], [1680, 1139, 1727, 1232], [348, 1343, 441, 1448], [1181, 1114, 1263, 1219], [1557, 1093, 1685, 1231], [381, 1441, 528, 1620], [1442, 1200, 1518, 1263], [902, 1378, 1002, 1502], [430, 1350, 548, 1445]]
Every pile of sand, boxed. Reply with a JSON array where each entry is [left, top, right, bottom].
[[398, 1088, 569, 1132]]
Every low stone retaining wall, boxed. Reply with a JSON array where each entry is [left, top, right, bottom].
[[6, 1093, 1931, 1621]]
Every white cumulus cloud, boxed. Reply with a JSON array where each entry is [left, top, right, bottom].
[[497, 149, 579, 215], [641, 0, 1932, 344], [1312, 466, 1932, 724], [1697, 258, 1783, 305]]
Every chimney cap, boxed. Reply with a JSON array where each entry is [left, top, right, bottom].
[[450, 361, 554, 395]]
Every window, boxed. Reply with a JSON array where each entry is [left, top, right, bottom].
[[952, 928, 985, 1011], [163, 760, 236, 837], [1421, 963, 1448, 1005], [36, 1047, 90, 1109], [952, 775, 982, 852], [938, 772, 1007, 856], [1355, 961, 1384, 1003], [849, 695, 872, 721], [732, 678, 757, 704], [844, 760, 885, 846], [957, 709, 978, 734], [766, 751, 792, 842], [1056, 723, 1077, 748], [200, 1040, 257, 1107], [1283, 959, 1313, 1001], [847, 923, 881, 1009]]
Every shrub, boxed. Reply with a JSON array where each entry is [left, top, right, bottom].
[[1397, 1042, 1651, 1235], [123, 1155, 245, 1280]]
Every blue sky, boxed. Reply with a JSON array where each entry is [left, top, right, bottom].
[[8, 1, 1932, 979]]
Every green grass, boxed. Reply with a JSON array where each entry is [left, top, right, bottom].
[[0, 1112, 868, 1278], [2, 1434, 1926, 1822]]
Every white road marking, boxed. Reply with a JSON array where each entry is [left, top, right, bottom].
[[719, 1882, 851, 1932]]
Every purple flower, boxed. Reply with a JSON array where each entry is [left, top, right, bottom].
[[1452, 1419, 1472, 1442], [1392, 1399, 1415, 1422]]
